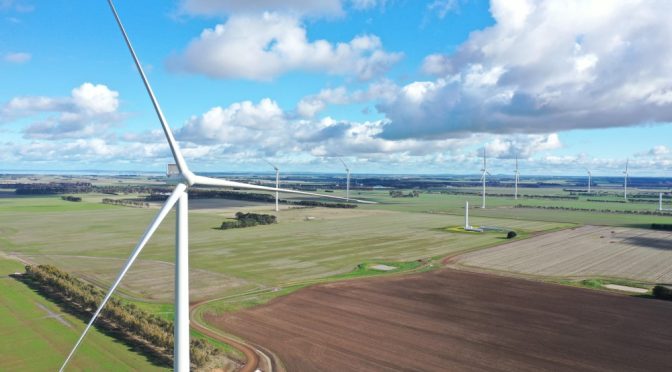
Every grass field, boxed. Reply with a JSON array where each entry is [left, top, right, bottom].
[[2, 185, 670, 370], [1, 195, 570, 302], [0, 257, 167, 371]]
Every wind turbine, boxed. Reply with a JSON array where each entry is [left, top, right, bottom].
[[60, 2, 374, 371], [513, 155, 519, 200], [339, 158, 351, 201], [263, 159, 279, 212], [623, 159, 629, 201], [480, 148, 490, 209], [586, 168, 592, 193]]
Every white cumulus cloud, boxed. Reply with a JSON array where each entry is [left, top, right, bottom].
[[0, 83, 122, 140], [169, 13, 401, 81], [378, 0, 672, 140]]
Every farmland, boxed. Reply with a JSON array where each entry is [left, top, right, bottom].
[[2, 174, 672, 370], [0, 193, 569, 301], [210, 268, 672, 371], [455, 225, 672, 283], [0, 257, 166, 371]]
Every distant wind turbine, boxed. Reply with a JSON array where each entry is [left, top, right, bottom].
[[60, 2, 374, 371], [514, 155, 519, 200], [340, 158, 351, 201], [586, 168, 592, 193], [623, 159, 629, 201], [480, 148, 490, 209], [264, 160, 279, 212]]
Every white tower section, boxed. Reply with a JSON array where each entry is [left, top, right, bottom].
[[465, 201, 470, 229]]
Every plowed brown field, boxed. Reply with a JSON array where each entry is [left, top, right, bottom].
[[207, 269, 672, 371]]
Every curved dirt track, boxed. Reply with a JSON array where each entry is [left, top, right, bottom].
[[207, 268, 672, 371], [189, 303, 260, 372]]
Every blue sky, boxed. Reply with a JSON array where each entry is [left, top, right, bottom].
[[1, 0, 672, 176]]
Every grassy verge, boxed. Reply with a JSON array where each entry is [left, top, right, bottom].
[[556, 277, 652, 293]]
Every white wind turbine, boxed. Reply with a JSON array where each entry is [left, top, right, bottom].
[[60, 2, 374, 371], [513, 155, 519, 200], [586, 168, 592, 193], [263, 159, 279, 212], [480, 148, 490, 209], [340, 158, 351, 201], [623, 159, 629, 201]]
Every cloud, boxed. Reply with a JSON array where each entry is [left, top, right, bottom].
[[3, 51, 30, 63], [377, 0, 672, 140], [427, 0, 459, 19], [637, 145, 671, 157], [178, 0, 343, 17], [169, 13, 401, 81], [0, 0, 33, 13], [295, 80, 398, 118], [296, 87, 350, 118], [178, 0, 388, 17], [484, 133, 561, 159], [1, 83, 121, 140], [177, 98, 286, 146]]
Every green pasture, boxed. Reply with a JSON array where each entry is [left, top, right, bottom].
[[1, 186, 670, 370], [0, 257, 166, 371]]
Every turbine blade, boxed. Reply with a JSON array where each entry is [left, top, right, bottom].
[[262, 159, 278, 170], [107, 0, 189, 175], [339, 158, 349, 171], [192, 175, 376, 204], [59, 183, 187, 371]]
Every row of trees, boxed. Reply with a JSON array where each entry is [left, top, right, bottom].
[[515, 204, 672, 216], [61, 196, 82, 202], [389, 190, 420, 198], [148, 190, 357, 209], [441, 190, 579, 200], [102, 198, 150, 208], [21, 265, 220, 368], [15, 182, 93, 194], [221, 212, 277, 230]]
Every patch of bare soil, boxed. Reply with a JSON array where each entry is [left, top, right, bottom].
[[207, 269, 672, 371]]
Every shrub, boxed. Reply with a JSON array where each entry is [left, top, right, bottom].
[[506, 231, 517, 239], [653, 285, 672, 300]]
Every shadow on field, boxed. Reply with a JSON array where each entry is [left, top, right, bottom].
[[622, 236, 672, 251], [10, 274, 171, 369]]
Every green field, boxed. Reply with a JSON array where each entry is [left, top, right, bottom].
[[2, 184, 670, 369], [0, 257, 167, 371], [0, 194, 570, 301]]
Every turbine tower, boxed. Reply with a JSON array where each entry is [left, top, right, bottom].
[[340, 158, 351, 201], [623, 159, 629, 201], [464, 201, 470, 229], [480, 148, 490, 209], [586, 168, 592, 193], [60, 2, 374, 371], [264, 160, 279, 212], [514, 155, 519, 200]]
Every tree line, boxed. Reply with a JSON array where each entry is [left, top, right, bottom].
[[441, 190, 579, 200], [102, 198, 150, 208], [514, 204, 672, 216], [19, 265, 220, 368], [148, 189, 357, 208], [389, 190, 420, 198], [221, 212, 277, 230], [61, 196, 82, 202]]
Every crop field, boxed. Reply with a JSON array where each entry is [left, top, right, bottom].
[[456, 225, 672, 283], [0, 257, 166, 371], [209, 268, 672, 371], [1, 195, 569, 301]]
